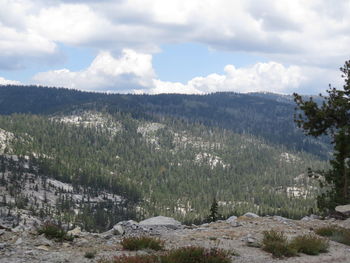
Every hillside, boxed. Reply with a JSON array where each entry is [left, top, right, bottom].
[[0, 108, 329, 228], [0, 85, 330, 158]]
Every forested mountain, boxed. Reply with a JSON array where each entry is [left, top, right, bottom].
[[0, 85, 331, 230], [0, 85, 330, 158]]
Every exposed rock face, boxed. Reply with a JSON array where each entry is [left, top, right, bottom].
[[335, 204, 350, 217], [2, 215, 350, 263], [242, 212, 259, 218], [139, 216, 181, 227], [0, 128, 14, 154]]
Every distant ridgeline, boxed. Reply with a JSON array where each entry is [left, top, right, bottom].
[[0, 85, 330, 158], [0, 85, 330, 229]]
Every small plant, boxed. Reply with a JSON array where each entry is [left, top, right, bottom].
[[316, 225, 350, 246], [84, 250, 97, 259], [162, 246, 231, 263], [290, 234, 328, 255], [208, 198, 220, 222], [106, 255, 159, 263], [100, 246, 231, 263], [37, 222, 73, 241], [315, 226, 336, 237], [261, 230, 297, 258], [262, 230, 330, 258], [120, 236, 164, 251]]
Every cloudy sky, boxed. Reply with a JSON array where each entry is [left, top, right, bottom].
[[0, 0, 349, 94]]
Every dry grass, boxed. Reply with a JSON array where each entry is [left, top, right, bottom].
[[261, 230, 297, 258], [120, 236, 164, 251], [100, 246, 231, 263], [290, 234, 329, 255], [262, 230, 329, 258], [316, 225, 350, 246]]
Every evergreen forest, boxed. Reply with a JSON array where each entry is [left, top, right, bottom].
[[0, 85, 331, 230]]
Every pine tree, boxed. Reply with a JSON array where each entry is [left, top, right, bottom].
[[294, 60, 350, 212], [208, 198, 219, 222]]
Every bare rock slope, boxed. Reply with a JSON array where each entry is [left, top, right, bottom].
[[1, 215, 350, 263]]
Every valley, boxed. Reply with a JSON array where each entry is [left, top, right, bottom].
[[0, 85, 330, 231]]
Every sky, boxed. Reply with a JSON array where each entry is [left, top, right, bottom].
[[0, 0, 349, 95]]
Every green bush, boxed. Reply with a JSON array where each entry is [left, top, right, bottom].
[[84, 250, 97, 259], [120, 236, 164, 251], [261, 230, 297, 258], [37, 222, 73, 241], [316, 226, 350, 246], [290, 234, 328, 255], [262, 230, 330, 258]]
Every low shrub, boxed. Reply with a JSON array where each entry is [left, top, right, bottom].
[[290, 234, 328, 255], [101, 246, 231, 263], [261, 230, 297, 258], [315, 226, 336, 237], [37, 222, 73, 241], [262, 230, 330, 258], [105, 255, 159, 263], [84, 250, 97, 259], [162, 246, 231, 263], [316, 226, 350, 246], [120, 236, 164, 251]]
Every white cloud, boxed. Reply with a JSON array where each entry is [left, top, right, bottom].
[[0, 77, 21, 85], [33, 49, 155, 92], [1, 0, 349, 93], [1, 0, 350, 69], [0, 0, 58, 69], [28, 3, 113, 46], [33, 49, 309, 94], [149, 62, 305, 94]]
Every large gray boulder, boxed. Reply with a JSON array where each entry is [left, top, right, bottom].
[[139, 216, 181, 227], [335, 204, 350, 217], [242, 212, 259, 218], [112, 224, 125, 235]]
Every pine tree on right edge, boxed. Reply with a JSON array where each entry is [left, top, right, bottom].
[[294, 60, 350, 215]]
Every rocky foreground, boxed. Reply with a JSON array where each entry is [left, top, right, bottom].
[[1, 214, 350, 263]]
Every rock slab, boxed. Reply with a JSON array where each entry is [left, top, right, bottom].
[[139, 216, 181, 226], [335, 204, 350, 217]]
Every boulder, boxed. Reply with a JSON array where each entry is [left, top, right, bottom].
[[36, 245, 50, 251], [139, 216, 181, 227], [34, 235, 53, 247], [309, 214, 321, 220], [67, 226, 81, 237], [112, 224, 124, 235], [15, 237, 23, 245], [335, 204, 350, 217], [243, 234, 260, 247], [230, 221, 242, 227], [242, 212, 259, 218], [273, 216, 288, 222], [226, 216, 237, 223], [101, 230, 114, 239]]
